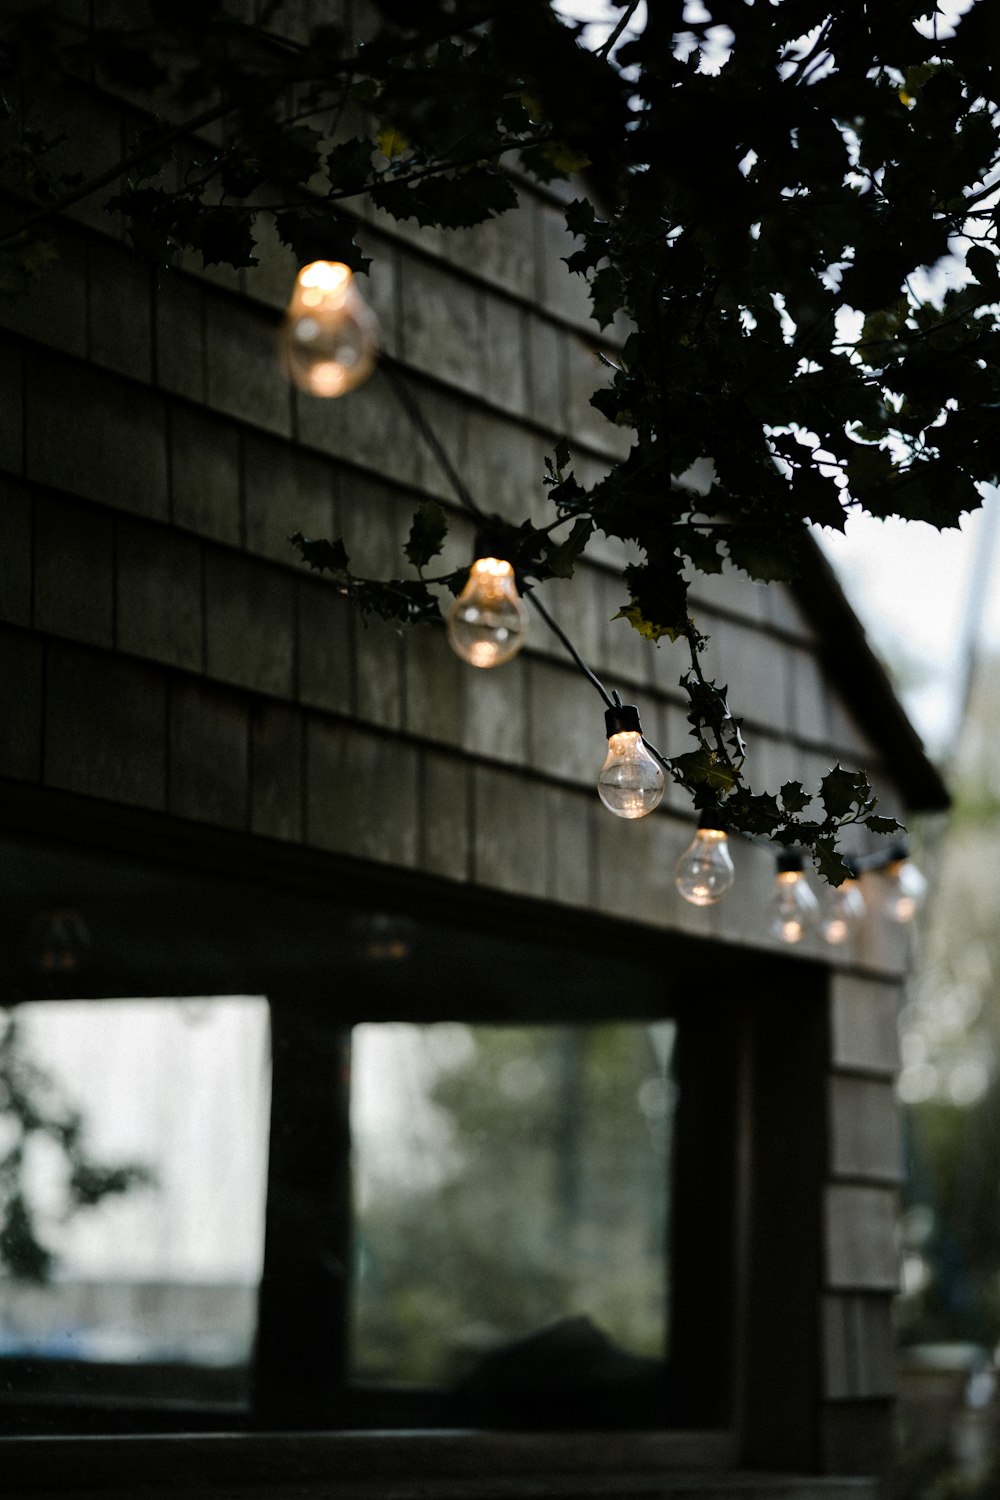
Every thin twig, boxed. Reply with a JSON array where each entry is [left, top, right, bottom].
[[0, 98, 233, 246], [596, 1, 642, 61]]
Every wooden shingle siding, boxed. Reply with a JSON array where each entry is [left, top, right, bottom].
[[831, 975, 902, 1076], [825, 1185, 900, 1292], [828, 1076, 903, 1183], [823, 1295, 897, 1400], [0, 14, 926, 1480], [0, 233, 913, 958]]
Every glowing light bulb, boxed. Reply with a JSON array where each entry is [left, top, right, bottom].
[[882, 842, 927, 924], [675, 812, 735, 906], [447, 556, 527, 668], [278, 260, 379, 397], [596, 705, 664, 819], [770, 852, 819, 944], [820, 860, 865, 945]]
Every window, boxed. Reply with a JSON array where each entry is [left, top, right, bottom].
[[351, 1020, 676, 1410], [0, 829, 743, 1437], [0, 996, 270, 1426]]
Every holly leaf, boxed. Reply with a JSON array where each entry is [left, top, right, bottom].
[[723, 718, 747, 760], [590, 264, 624, 330], [735, 792, 782, 835], [196, 208, 258, 269], [376, 123, 409, 160], [820, 764, 870, 820], [726, 529, 800, 583], [544, 518, 593, 578], [865, 813, 905, 835], [622, 556, 689, 639], [354, 577, 441, 625], [256, 124, 325, 190], [272, 212, 371, 274], [813, 836, 853, 887], [669, 746, 736, 793], [682, 673, 732, 729], [290, 533, 350, 575], [545, 438, 571, 479], [674, 524, 724, 575], [521, 139, 591, 184], [404, 501, 448, 569], [326, 137, 375, 195], [780, 780, 811, 814], [370, 167, 517, 229], [705, 760, 738, 795], [967, 244, 1000, 297], [564, 198, 598, 237], [615, 604, 684, 643]]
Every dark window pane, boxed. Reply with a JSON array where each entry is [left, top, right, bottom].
[[350, 1021, 675, 1395]]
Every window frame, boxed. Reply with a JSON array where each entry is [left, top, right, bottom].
[[0, 803, 831, 1475]]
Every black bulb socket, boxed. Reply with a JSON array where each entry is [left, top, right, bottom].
[[697, 807, 728, 832], [293, 229, 356, 271], [776, 849, 806, 874], [605, 704, 642, 738], [472, 526, 518, 570]]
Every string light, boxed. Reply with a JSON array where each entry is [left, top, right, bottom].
[[770, 851, 819, 944], [819, 857, 865, 945], [881, 840, 927, 924], [298, 352, 927, 938], [676, 810, 735, 906], [446, 550, 528, 668], [279, 260, 379, 397], [596, 704, 665, 819]]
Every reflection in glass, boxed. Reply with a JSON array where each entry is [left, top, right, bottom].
[[0, 997, 270, 1387], [350, 1021, 676, 1391]]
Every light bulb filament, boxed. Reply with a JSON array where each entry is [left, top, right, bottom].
[[769, 864, 818, 943], [279, 260, 379, 397], [675, 825, 735, 906], [597, 728, 664, 819], [447, 557, 527, 668]]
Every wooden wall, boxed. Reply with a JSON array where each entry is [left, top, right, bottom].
[[0, 1, 918, 1481]]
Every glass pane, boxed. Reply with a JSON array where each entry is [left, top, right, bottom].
[[350, 1021, 675, 1398], [0, 997, 270, 1402]]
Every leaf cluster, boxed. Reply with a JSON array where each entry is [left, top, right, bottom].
[[3, 0, 992, 871], [0, 1015, 154, 1282]]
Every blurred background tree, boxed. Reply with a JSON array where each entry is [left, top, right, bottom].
[[351, 1020, 674, 1387], [0, 1012, 154, 1284]]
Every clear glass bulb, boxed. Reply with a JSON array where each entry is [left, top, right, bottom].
[[597, 731, 665, 819], [675, 828, 735, 906], [446, 557, 527, 668], [883, 857, 927, 924], [278, 260, 379, 397], [820, 878, 865, 946], [770, 869, 819, 944]]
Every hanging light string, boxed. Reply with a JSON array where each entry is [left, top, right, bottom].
[[379, 358, 487, 523], [311, 332, 923, 923], [523, 590, 615, 710], [380, 357, 683, 771]]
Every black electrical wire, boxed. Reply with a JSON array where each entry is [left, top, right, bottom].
[[376, 356, 900, 870], [381, 358, 628, 715], [379, 358, 486, 522]]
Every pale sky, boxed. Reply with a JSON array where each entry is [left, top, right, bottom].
[[818, 490, 1000, 760]]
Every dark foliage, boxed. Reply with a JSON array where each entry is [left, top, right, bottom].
[[2, 0, 994, 866]]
